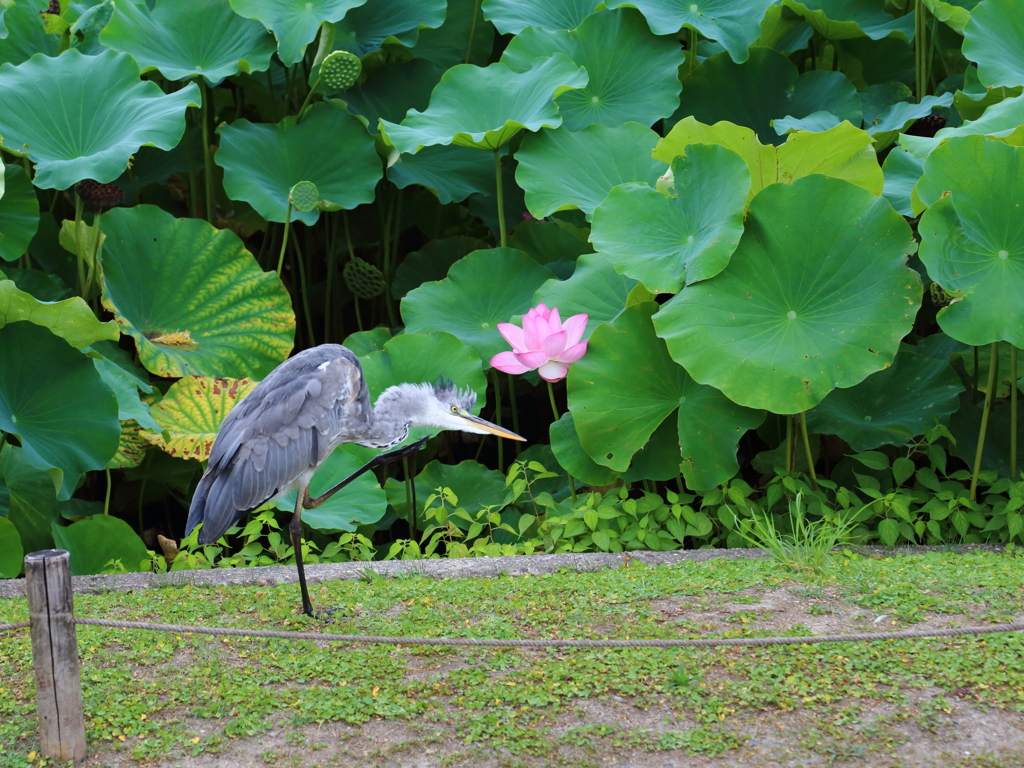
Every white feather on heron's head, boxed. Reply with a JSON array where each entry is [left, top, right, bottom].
[[372, 378, 523, 440]]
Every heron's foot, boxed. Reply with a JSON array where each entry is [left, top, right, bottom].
[[300, 604, 339, 623]]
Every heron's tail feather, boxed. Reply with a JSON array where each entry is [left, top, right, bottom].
[[187, 468, 275, 545]]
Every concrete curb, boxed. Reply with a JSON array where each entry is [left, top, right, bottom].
[[0, 543, 1008, 600]]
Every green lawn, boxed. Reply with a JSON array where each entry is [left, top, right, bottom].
[[2, 550, 1023, 767]]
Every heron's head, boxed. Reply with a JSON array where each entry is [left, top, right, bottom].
[[379, 379, 525, 441]]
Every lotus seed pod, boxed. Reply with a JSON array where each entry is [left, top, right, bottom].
[[321, 51, 362, 92], [288, 181, 319, 212], [655, 168, 674, 194], [75, 179, 125, 210], [344, 257, 385, 299]]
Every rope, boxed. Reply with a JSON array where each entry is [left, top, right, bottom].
[[72, 617, 1024, 649], [0, 621, 30, 634]]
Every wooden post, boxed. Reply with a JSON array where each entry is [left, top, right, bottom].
[[25, 549, 86, 764]]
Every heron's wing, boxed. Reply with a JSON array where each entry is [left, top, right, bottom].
[[188, 350, 370, 543]]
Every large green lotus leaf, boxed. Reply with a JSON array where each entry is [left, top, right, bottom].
[[100, 206, 295, 378], [549, 411, 618, 486], [0, 446, 61, 554], [341, 327, 393, 357], [359, 332, 489, 406], [606, 0, 777, 63], [923, 0, 979, 33], [99, 0, 277, 85], [274, 448, 388, 532], [622, 417, 683, 483], [378, 54, 589, 153], [217, 101, 380, 225], [654, 175, 921, 414], [499, 10, 684, 130], [387, 144, 495, 204], [332, 0, 446, 56], [507, 220, 593, 279], [568, 303, 763, 489], [590, 145, 750, 294], [0, 166, 39, 262], [52, 515, 150, 576], [482, 0, 599, 33], [533, 253, 636, 340], [656, 117, 883, 198], [755, 4, 814, 52], [915, 138, 1024, 346], [401, 248, 555, 363], [679, 48, 861, 145], [343, 60, 443, 128], [392, 236, 487, 299], [962, 0, 1024, 89], [413, 0, 495, 69], [949, 393, 1023, 478], [515, 122, 663, 218], [864, 93, 953, 148], [142, 376, 258, 462], [0, 516, 22, 578], [0, 50, 199, 190], [91, 357, 161, 433], [387, 459, 506, 526], [0, 266, 70, 302], [781, 0, 915, 40], [0, 280, 119, 349], [952, 65, 1022, 122], [0, 0, 59, 67], [0, 323, 120, 500], [901, 94, 1024, 158], [228, 0, 367, 64], [805, 345, 963, 451], [881, 147, 923, 217], [962, 341, 1022, 397]]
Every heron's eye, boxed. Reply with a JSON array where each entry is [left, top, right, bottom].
[[450, 405, 459, 413]]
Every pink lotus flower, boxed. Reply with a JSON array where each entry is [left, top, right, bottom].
[[490, 304, 588, 382]]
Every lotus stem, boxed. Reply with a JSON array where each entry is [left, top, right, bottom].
[[785, 414, 795, 473], [83, 210, 103, 304], [973, 346, 980, 402], [507, 374, 521, 456], [1012, 345, 1018, 478], [276, 203, 292, 277], [494, 150, 506, 248], [73, 193, 85, 295], [799, 412, 819, 492], [296, 77, 320, 121], [687, 27, 697, 74], [547, 381, 577, 501], [380, 188, 398, 327], [490, 370, 504, 473], [969, 341, 999, 501], [324, 214, 336, 341], [464, 0, 480, 64], [915, 0, 928, 101], [290, 225, 316, 346], [403, 457, 416, 541], [198, 78, 215, 223], [104, 468, 112, 516]]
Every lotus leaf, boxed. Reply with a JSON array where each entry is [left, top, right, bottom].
[[392, 237, 487, 299], [387, 459, 506, 526], [923, 0, 979, 33], [533, 253, 637, 340], [402, 248, 555, 363], [568, 303, 765, 489], [0, 50, 199, 190], [108, 422, 154, 471], [100, 0, 277, 84], [378, 54, 588, 152], [915, 137, 1024, 347], [0, 280, 118, 348], [341, 327, 393, 357], [865, 93, 954, 148], [0, 516, 22, 578], [482, 0, 599, 33], [92, 358, 161, 433], [388, 144, 495, 204], [656, 117, 883, 198], [275, 447, 388, 532], [806, 345, 964, 451], [332, 0, 446, 56], [507, 220, 593, 279], [413, 0, 495, 69], [0, 0, 58, 67], [654, 175, 921, 414], [0, 445, 61, 554], [679, 48, 861, 145], [0, 266, 69, 302], [515, 122, 663, 218], [0, 166, 38, 262], [882, 147, 923, 217], [217, 101, 381, 225], [901, 94, 1024, 157], [950, 394, 1024, 478], [142, 377, 258, 462], [549, 412, 618, 486], [781, 0, 915, 40], [52, 515, 150, 575], [229, 0, 367, 65], [962, 0, 1024, 89], [590, 144, 750, 293], [0, 323, 120, 499], [962, 341, 1022, 398], [100, 206, 295, 378], [342, 60, 443, 128], [621, 418, 683, 483], [500, 10, 684, 130], [605, 0, 777, 63]]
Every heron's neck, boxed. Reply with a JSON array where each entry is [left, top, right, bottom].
[[357, 383, 429, 450]]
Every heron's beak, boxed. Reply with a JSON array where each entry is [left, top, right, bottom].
[[459, 412, 526, 441]]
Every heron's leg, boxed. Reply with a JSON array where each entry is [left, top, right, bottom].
[[304, 436, 430, 509], [290, 482, 315, 618]]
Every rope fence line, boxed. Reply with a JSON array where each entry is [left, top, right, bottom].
[[71, 616, 1024, 648], [0, 621, 30, 633]]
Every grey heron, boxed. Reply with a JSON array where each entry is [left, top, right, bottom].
[[185, 344, 524, 616]]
